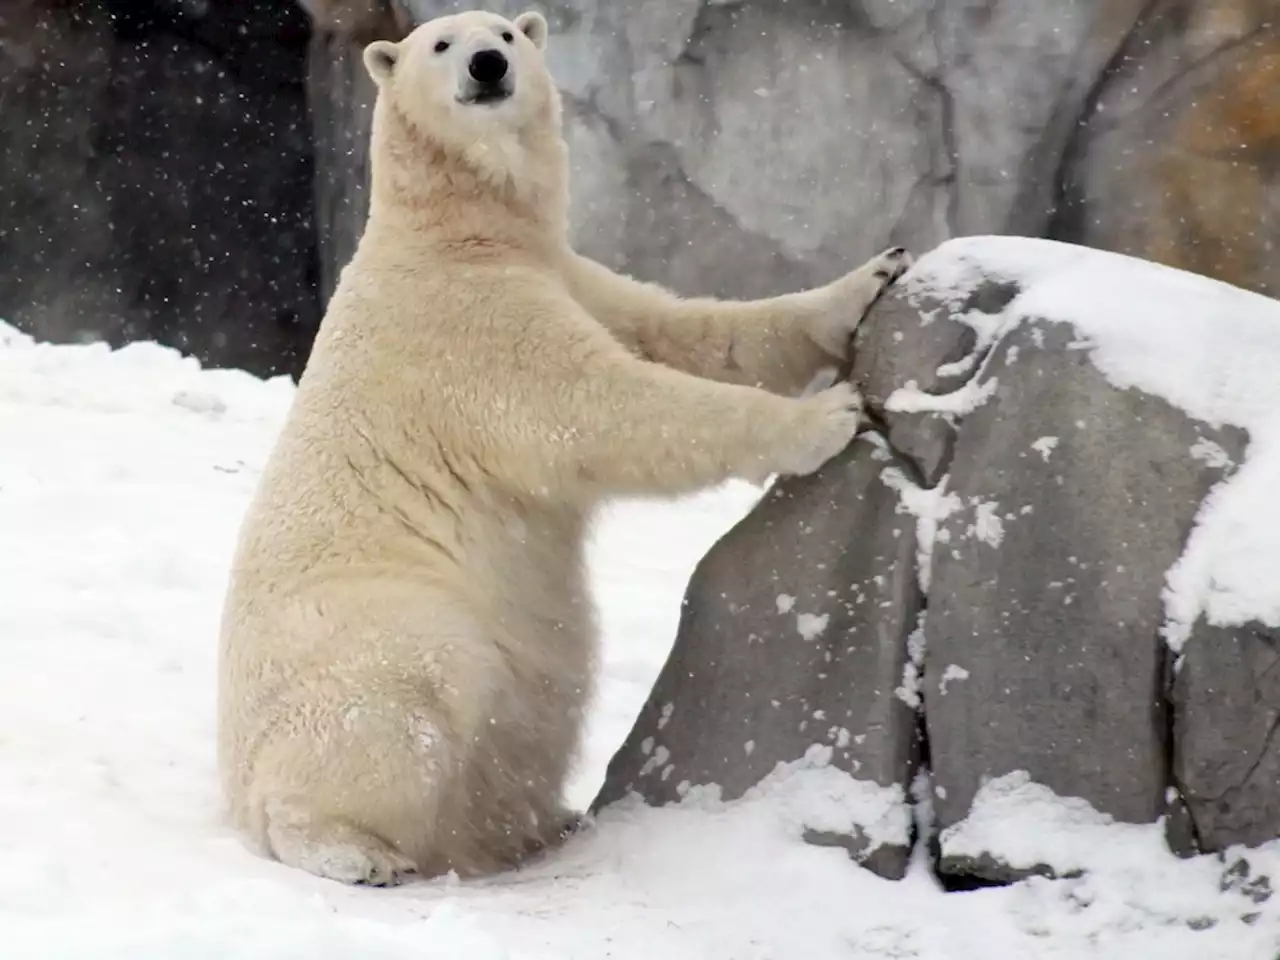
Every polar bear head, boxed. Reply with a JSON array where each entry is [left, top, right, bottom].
[[362, 9, 564, 212]]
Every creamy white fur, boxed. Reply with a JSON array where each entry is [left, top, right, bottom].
[[216, 7, 911, 886]]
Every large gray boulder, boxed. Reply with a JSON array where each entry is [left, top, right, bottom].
[[921, 317, 1246, 878], [592, 237, 1280, 887]]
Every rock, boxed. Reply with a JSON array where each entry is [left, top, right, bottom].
[[301, 1, 407, 303], [850, 278, 1010, 487], [873, 238, 1266, 881], [923, 319, 1245, 856], [1173, 622, 1280, 853], [585, 280, 997, 882], [1062, 0, 1280, 298], [6, 0, 1278, 378], [590, 433, 923, 880], [341, 0, 1277, 304], [0, 0, 320, 379], [306, 32, 380, 305], [597, 236, 1280, 886]]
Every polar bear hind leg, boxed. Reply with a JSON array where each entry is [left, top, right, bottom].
[[237, 583, 516, 884], [261, 798, 419, 887]]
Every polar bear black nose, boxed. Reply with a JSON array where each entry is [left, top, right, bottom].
[[468, 48, 508, 85]]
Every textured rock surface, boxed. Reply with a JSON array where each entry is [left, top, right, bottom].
[[1063, 0, 1280, 297], [0, 0, 320, 379], [307, 34, 380, 305], [590, 433, 922, 880], [300, 0, 1280, 311], [595, 240, 1280, 886], [1173, 622, 1280, 853], [923, 319, 1246, 854], [6, 2, 1277, 372], [587, 280, 1010, 881]]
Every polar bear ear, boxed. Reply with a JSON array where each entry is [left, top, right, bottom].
[[514, 10, 548, 50], [363, 40, 400, 86]]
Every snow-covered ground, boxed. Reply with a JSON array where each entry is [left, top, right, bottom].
[[3, 237, 1280, 958]]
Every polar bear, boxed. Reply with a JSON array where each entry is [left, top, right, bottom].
[[216, 7, 912, 887]]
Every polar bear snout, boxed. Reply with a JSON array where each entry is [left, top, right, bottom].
[[469, 49, 508, 85], [458, 47, 513, 105]]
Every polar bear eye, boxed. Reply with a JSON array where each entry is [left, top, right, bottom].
[[501, 30, 514, 43], [433, 39, 451, 54]]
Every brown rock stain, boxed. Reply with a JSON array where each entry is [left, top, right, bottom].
[[1145, 1, 1279, 295]]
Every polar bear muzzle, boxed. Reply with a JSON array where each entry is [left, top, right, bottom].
[[458, 47, 512, 105]]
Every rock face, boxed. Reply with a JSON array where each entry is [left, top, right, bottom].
[[1064, 0, 1280, 298], [590, 432, 923, 879], [5, 1, 1277, 374], [922, 320, 1246, 879], [1173, 623, 1280, 854], [300, 0, 1280, 313], [592, 237, 1280, 885], [0, 0, 320, 379]]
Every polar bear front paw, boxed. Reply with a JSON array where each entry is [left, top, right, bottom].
[[868, 245, 914, 287], [775, 381, 864, 477], [808, 246, 914, 358]]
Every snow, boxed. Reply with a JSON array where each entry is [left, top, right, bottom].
[[794, 611, 830, 640], [3, 309, 1280, 959], [894, 618, 928, 710], [943, 773, 1280, 942], [878, 468, 959, 592], [1031, 435, 1059, 462], [938, 663, 970, 695], [967, 498, 1005, 548], [893, 235, 1280, 658]]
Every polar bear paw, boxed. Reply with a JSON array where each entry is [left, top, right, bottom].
[[775, 381, 864, 477], [263, 801, 418, 887], [521, 808, 584, 861], [809, 246, 914, 358], [306, 838, 418, 887], [868, 245, 914, 287]]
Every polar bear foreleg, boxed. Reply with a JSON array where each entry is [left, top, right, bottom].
[[492, 342, 865, 498], [560, 248, 912, 396]]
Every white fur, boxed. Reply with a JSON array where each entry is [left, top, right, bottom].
[[217, 7, 912, 886]]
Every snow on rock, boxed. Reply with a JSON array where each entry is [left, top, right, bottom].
[[878, 467, 960, 592], [941, 772, 1280, 941], [940, 771, 1159, 877], [1031, 436, 1059, 462], [938, 664, 970, 694], [895, 236, 1280, 656], [794, 611, 829, 640], [767, 749, 910, 852], [894, 618, 928, 710]]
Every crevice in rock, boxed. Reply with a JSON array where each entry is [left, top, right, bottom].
[[852, 280, 1027, 889], [910, 651, 936, 879], [1044, 0, 1160, 243], [1198, 705, 1280, 806], [1120, 20, 1273, 136], [888, 46, 958, 237], [926, 34, 960, 237], [1162, 632, 1203, 857], [674, 0, 720, 68], [561, 89, 817, 296]]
